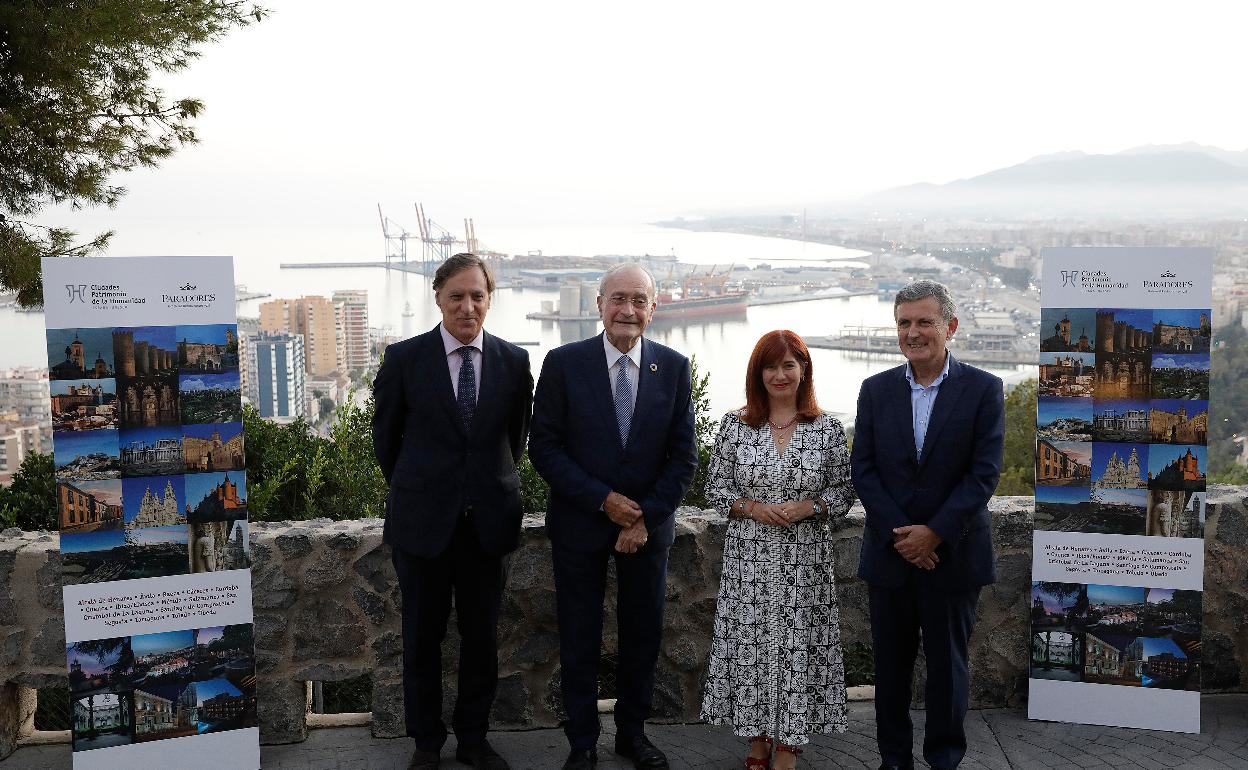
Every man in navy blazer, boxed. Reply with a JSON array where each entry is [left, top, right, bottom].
[[851, 280, 1004, 770], [373, 253, 533, 770], [529, 263, 697, 770]]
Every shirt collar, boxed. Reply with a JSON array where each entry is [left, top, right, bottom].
[[602, 332, 643, 370], [439, 323, 484, 356], [904, 351, 951, 389]]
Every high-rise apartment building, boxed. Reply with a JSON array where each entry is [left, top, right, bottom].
[[332, 290, 370, 373], [245, 333, 306, 421], [0, 367, 52, 454], [258, 296, 338, 377], [0, 422, 41, 482]]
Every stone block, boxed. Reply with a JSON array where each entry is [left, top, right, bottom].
[[304, 550, 349, 593], [257, 679, 307, 745], [352, 586, 388, 626], [490, 672, 532, 728], [253, 612, 289, 649], [35, 550, 62, 612], [327, 531, 363, 551], [370, 675, 405, 738], [353, 543, 394, 594], [274, 530, 315, 560], [0, 629, 25, 668], [371, 631, 403, 663], [291, 599, 366, 661], [30, 617, 65, 668]]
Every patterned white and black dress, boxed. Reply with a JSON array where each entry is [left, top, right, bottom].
[[699, 411, 856, 745]]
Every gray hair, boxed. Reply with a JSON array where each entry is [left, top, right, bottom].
[[598, 263, 656, 298], [894, 279, 956, 323]]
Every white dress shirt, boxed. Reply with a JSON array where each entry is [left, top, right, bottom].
[[439, 323, 483, 400], [603, 333, 642, 409]]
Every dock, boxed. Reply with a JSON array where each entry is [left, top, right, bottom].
[[746, 288, 876, 306], [280, 261, 433, 275]]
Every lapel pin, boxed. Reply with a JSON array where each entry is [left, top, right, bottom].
[[649, 363, 658, 372]]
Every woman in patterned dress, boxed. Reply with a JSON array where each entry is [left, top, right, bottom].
[[700, 330, 856, 770]]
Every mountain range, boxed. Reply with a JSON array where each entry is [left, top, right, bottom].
[[847, 143, 1248, 218]]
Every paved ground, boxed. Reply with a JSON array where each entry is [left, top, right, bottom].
[[8, 695, 1248, 768]]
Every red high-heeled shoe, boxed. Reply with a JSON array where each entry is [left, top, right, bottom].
[[771, 742, 802, 769], [745, 735, 773, 769]]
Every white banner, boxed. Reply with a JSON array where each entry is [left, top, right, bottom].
[[1031, 247, 1211, 733], [43, 256, 258, 767]]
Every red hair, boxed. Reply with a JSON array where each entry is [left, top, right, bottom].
[[740, 330, 819, 429]]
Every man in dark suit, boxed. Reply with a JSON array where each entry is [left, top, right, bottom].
[[529, 263, 697, 770], [373, 253, 533, 770], [851, 279, 1004, 770]]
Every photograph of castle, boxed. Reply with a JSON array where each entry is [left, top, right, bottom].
[[1149, 399, 1208, 444], [1091, 442, 1148, 490], [1093, 351, 1151, 400], [1095, 309, 1153, 354], [114, 327, 181, 429], [47, 328, 116, 381], [1151, 354, 1210, 400], [1040, 308, 1096, 353], [1038, 397, 1092, 442], [185, 472, 249, 572], [1146, 490, 1205, 539], [51, 379, 119, 431], [54, 429, 120, 482], [1147, 444, 1208, 492], [180, 372, 243, 425], [183, 422, 245, 473], [119, 425, 185, 477], [1036, 439, 1091, 486], [1152, 308, 1211, 354], [177, 324, 240, 373], [1038, 353, 1095, 397], [1090, 398, 1149, 443], [58, 479, 123, 534]]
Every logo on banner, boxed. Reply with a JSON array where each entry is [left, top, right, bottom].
[[1143, 268, 1195, 294], [1058, 268, 1127, 295], [1060, 270, 1078, 288], [65, 284, 88, 303], [162, 281, 216, 308]]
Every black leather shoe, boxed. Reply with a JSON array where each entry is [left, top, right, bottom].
[[615, 734, 669, 769], [455, 739, 509, 769], [408, 747, 440, 769], [561, 748, 598, 769]]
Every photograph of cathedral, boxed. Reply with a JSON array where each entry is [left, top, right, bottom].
[[1149, 399, 1208, 444], [183, 422, 245, 473], [1040, 308, 1096, 353], [1148, 444, 1208, 492], [177, 324, 240, 373], [1151, 354, 1210, 400], [1152, 308, 1211, 354], [1038, 353, 1095, 397], [1091, 398, 1150, 443], [1091, 442, 1148, 489], [47, 328, 116, 381], [1147, 490, 1206, 539], [114, 327, 181, 429], [119, 426, 185, 478], [122, 475, 186, 530], [51, 379, 119, 431]]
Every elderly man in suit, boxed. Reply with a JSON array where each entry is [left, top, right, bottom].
[[373, 253, 533, 770], [851, 279, 1004, 770], [529, 263, 698, 770]]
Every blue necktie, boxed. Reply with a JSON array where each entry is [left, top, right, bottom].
[[614, 357, 633, 447], [456, 346, 476, 431]]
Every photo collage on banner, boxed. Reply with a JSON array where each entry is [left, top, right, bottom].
[[1031, 248, 1210, 733], [44, 257, 258, 768]]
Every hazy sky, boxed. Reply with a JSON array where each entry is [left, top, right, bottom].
[[39, 1, 1248, 254]]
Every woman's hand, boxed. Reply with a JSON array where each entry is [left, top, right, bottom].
[[750, 502, 791, 527], [776, 499, 817, 523]]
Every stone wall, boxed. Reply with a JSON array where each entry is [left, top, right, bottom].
[[2, 487, 1247, 756]]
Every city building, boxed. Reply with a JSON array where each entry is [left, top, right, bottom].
[[183, 428, 245, 472], [129, 480, 183, 528], [1093, 407, 1148, 435], [332, 289, 370, 373], [0, 423, 41, 482], [58, 481, 124, 532], [189, 475, 247, 520], [245, 332, 306, 420], [200, 691, 246, 723], [50, 334, 113, 380], [0, 368, 51, 447], [260, 296, 338, 376], [1150, 405, 1208, 444], [1037, 439, 1091, 482], [134, 689, 177, 735]]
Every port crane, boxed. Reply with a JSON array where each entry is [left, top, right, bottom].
[[377, 205, 416, 267]]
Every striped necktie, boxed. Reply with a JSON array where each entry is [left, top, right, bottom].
[[614, 357, 633, 447]]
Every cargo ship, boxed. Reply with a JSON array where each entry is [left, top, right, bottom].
[[653, 290, 748, 318]]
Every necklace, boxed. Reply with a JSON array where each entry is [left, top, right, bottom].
[[767, 414, 797, 430]]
